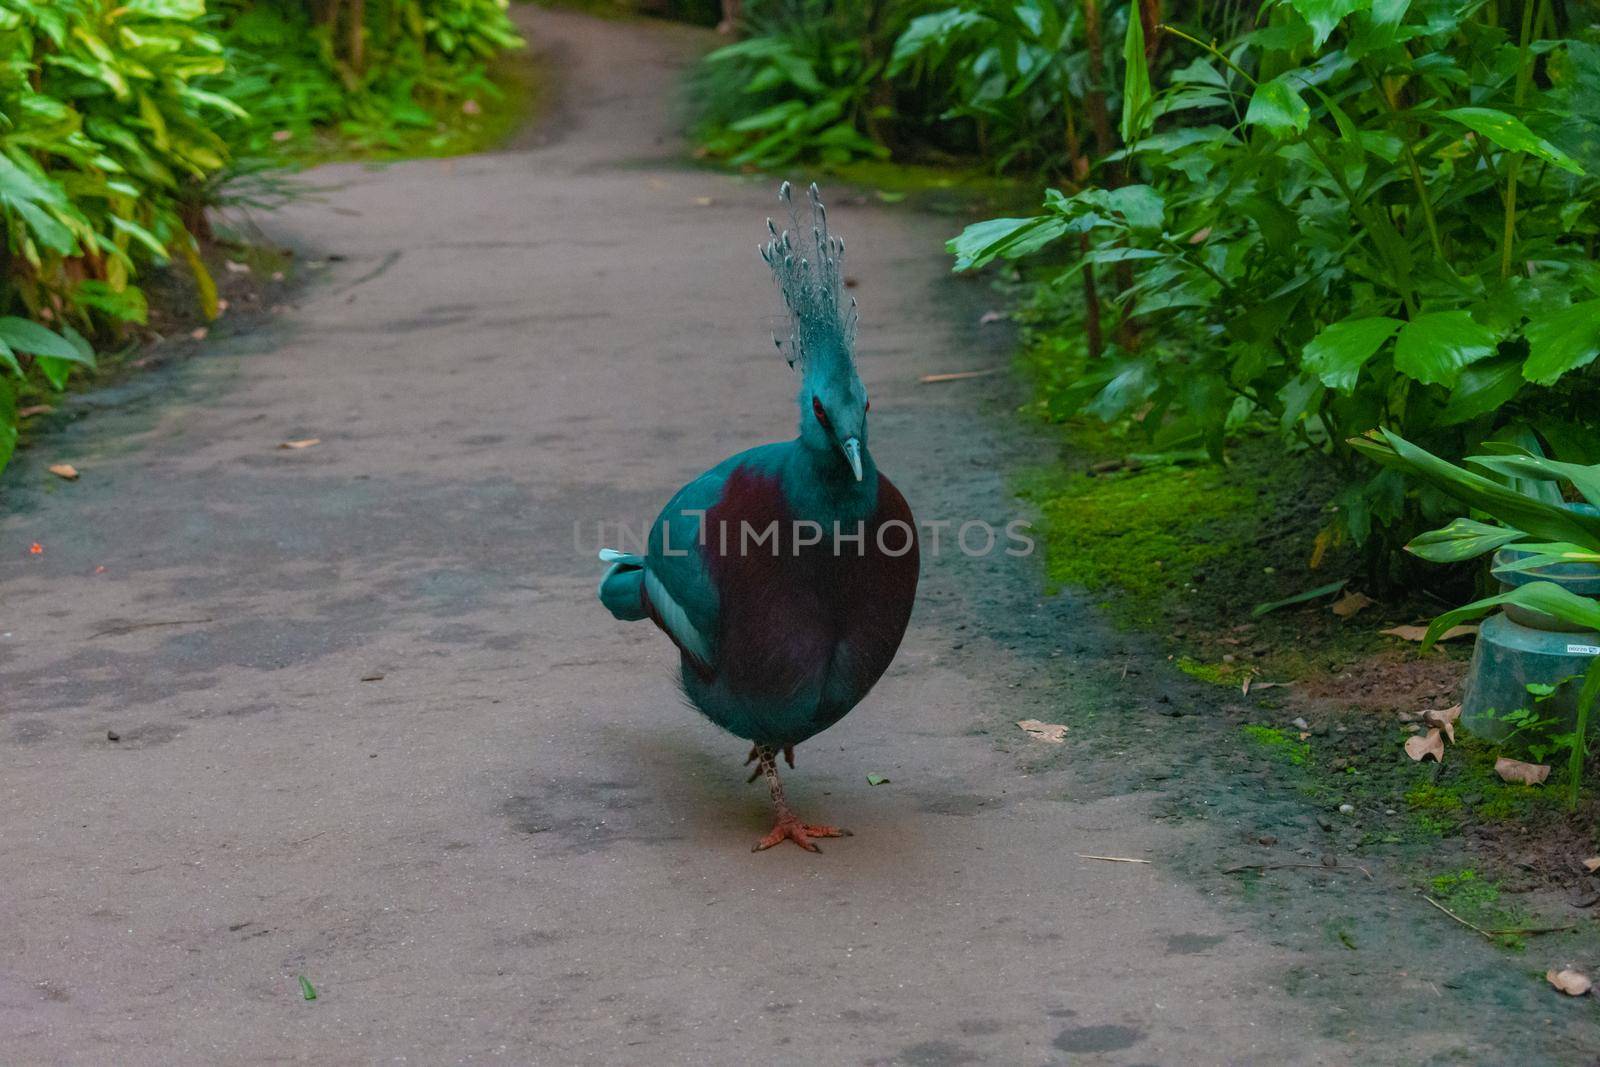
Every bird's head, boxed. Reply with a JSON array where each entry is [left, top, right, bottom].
[[800, 363, 869, 481], [761, 181, 869, 482]]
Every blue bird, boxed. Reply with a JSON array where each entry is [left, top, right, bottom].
[[598, 182, 920, 852]]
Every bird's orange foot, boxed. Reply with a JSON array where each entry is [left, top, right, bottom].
[[753, 815, 852, 853]]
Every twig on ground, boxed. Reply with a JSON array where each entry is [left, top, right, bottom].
[[1076, 854, 1152, 864], [90, 617, 213, 638], [1223, 861, 1373, 880], [919, 369, 998, 384], [1422, 895, 1576, 940]]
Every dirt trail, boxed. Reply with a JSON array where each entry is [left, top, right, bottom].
[[1, 8, 1594, 1064]]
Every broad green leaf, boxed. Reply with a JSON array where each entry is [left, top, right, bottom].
[[124, 0, 206, 18], [1422, 581, 1600, 650], [1245, 77, 1310, 134], [1441, 107, 1584, 175], [9, 198, 78, 255], [1406, 518, 1526, 562], [1289, 0, 1372, 48], [1302, 317, 1401, 393], [181, 87, 249, 119], [1251, 579, 1349, 617], [1467, 452, 1600, 508], [1121, 9, 1152, 144], [890, 11, 985, 72], [1438, 357, 1525, 425], [1350, 429, 1600, 551], [947, 215, 1066, 271], [72, 281, 149, 325], [1490, 543, 1600, 575], [0, 339, 20, 378], [727, 101, 806, 133], [1105, 185, 1164, 232], [0, 318, 83, 361], [1523, 299, 1600, 385], [110, 216, 170, 261], [0, 377, 16, 474], [35, 357, 75, 391], [0, 153, 69, 208], [1393, 311, 1499, 387]]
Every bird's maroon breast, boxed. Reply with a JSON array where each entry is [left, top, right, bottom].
[[703, 466, 919, 707]]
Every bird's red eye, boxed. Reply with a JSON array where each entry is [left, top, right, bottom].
[[812, 396, 830, 428]]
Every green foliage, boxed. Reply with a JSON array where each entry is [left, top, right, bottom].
[[1240, 723, 1310, 764], [212, 0, 522, 158], [0, 0, 523, 478], [1, 0, 226, 444], [1017, 460, 1250, 625], [1360, 429, 1600, 807], [692, 1, 909, 168], [1428, 868, 1531, 948], [890, 0, 1111, 172], [949, 0, 1600, 557]]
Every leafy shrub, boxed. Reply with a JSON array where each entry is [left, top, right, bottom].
[[952, 0, 1600, 556], [0, 0, 524, 476], [212, 0, 523, 157], [691, 0, 933, 168], [889, 0, 1124, 173], [1356, 429, 1600, 806], [1, 0, 236, 468]]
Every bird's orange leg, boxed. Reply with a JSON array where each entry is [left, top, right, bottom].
[[744, 742, 794, 783], [748, 745, 850, 853]]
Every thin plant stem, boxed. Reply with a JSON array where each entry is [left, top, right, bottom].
[[1369, 63, 1449, 269], [1157, 23, 1256, 86], [1501, 0, 1538, 279], [1565, 657, 1600, 811]]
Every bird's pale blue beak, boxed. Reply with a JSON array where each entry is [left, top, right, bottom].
[[842, 437, 863, 482]]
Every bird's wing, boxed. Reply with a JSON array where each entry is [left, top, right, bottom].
[[642, 466, 727, 671]]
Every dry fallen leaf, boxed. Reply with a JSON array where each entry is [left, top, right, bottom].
[[1017, 719, 1068, 744], [692, 196, 714, 207], [1547, 968, 1592, 996], [1422, 704, 1462, 744], [225, 260, 251, 274], [279, 438, 321, 450], [978, 310, 1006, 325], [1584, 857, 1600, 873], [17, 404, 53, 418], [1404, 729, 1445, 763], [1331, 591, 1376, 618], [47, 463, 79, 481], [1495, 757, 1550, 786], [1382, 623, 1479, 643], [189, 326, 208, 341]]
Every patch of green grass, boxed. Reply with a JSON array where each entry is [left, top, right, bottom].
[[1017, 463, 1252, 628], [1427, 868, 1532, 950], [1405, 781, 1465, 814], [1241, 724, 1310, 766], [1399, 736, 1555, 827], [1177, 656, 1241, 686]]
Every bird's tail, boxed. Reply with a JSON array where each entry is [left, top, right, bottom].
[[597, 548, 648, 621]]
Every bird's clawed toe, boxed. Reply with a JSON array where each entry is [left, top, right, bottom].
[[753, 817, 851, 853]]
